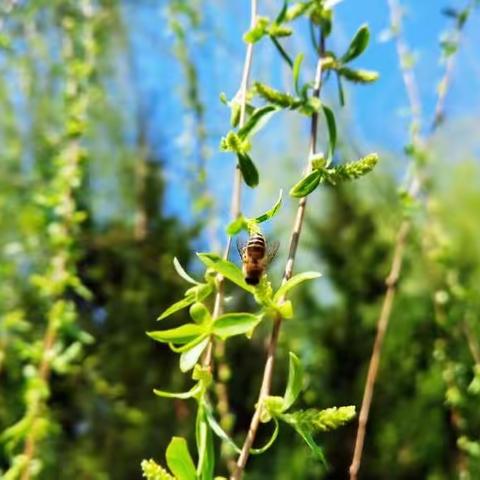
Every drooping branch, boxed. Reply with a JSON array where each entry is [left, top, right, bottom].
[[231, 29, 326, 480], [349, 2, 474, 478]]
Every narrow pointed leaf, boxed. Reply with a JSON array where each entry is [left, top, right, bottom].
[[226, 215, 248, 235], [166, 437, 196, 480], [196, 406, 215, 479], [180, 337, 210, 372], [255, 189, 283, 223], [341, 24, 370, 63], [213, 313, 262, 340], [293, 53, 304, 95], [274, 271, 322, 302], [322, 105, 336, 162], [153, 383, 202, 400], [173, 257, 199, 285], [270, 36, 293, 68], [158, 295, 196, 321], [282, 352, 304, 411], [147, 323, 206, 345], [238, 105, 278, 140], [237, 153, 259, 187], [289, 170, 322, 198], [275, 0, 288, 23], [197, 253, 254, 293], [204, 401, 242, 454]]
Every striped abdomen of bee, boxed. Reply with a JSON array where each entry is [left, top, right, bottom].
[[242, 233, 267, 286]]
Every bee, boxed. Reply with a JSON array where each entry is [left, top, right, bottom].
[[237, 232, 279, 286]]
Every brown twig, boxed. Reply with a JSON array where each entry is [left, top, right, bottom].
[[231, 30, 326, 480], [349, 2, 472, 478]]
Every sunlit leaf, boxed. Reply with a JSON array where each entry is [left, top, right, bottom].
[[147, 324, 206, 345], [238, 105, 278, 140], [166, 437, 196, 480], [213, 313, 262, 340], [341, 24, 370, 63], [293, 53, 304, 95], [197, 253, 254, 293], [157, 295, 196, 321], [196, 406, 215, 478], [289, 170, 322, 198], [255, 190, 283, 223], [173, 257, 199, 285], [154, 383, 202, 400], [274, 271, 322, 302], [180, 337, 210, 372], [226, 215, 248, 235], [282, 352, 304, 411]]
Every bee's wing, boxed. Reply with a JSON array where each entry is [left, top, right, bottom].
[[236, 237, 247, 260], [266, 240, 280, 264]]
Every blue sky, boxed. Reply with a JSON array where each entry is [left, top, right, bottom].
[[124, 0, 480, 228]]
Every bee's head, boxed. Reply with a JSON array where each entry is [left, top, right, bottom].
[[245, 276, 260, 286]]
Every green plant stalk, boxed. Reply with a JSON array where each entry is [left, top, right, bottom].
[[349, 2, 474, 478], [231, 28, 326, 480]]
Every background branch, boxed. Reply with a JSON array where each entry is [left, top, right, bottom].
[[349, 2, 472, 478]]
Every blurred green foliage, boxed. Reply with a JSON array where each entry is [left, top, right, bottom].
[[0, 0, 479, 479]]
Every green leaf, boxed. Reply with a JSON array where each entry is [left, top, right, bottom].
[[196, 406, 215, 479], [238, 105, 278, 140], [282, 353, 304, 412], [322, 105, 336, 162], [173, 257, 199, 285], [180, 337, 210, 372], [226, 215, 248, 235], [147, 324, 206, 345], [293, 53, 304, 95], [284, 418, 327, 465], [153, 383, 202, 400], [158, 295, 196, 321], [255, 190, 283, 223], [237, 153, 259, 187], [204, 401, 242, 454], [213, 313, 262, 340], [270, 36, 294, 68], [275, 0, 288, 23], [189, 302, 211, 324], [166, 437, 196, 480], [341, 24, 370, 63], [289, 170, 322, 198], [338, 67, 379, 84], [274, 271, 322, 302], [197, 253, 254, 293], [249, 417, 280, 454]]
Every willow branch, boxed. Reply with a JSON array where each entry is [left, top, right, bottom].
[[231, 30, 325, 480], [349, 3, 472, 478], [202, 0, 258, 369]]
